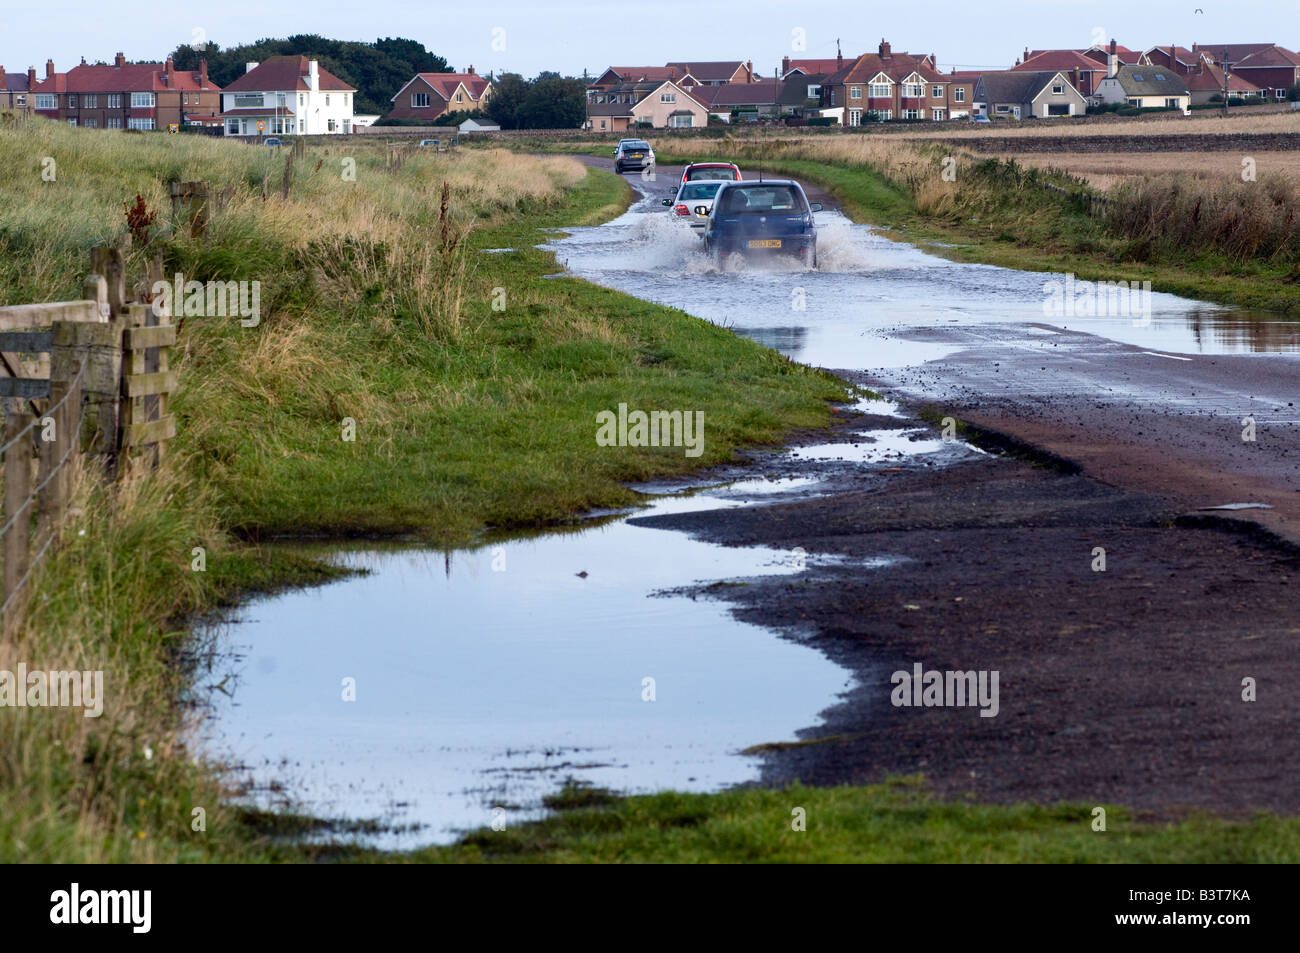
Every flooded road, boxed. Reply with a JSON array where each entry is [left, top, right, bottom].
[[203, 161, 1300, 845]]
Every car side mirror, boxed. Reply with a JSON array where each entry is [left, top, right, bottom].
[[810, 203, 823, 212], [661, 199, 672, 206]]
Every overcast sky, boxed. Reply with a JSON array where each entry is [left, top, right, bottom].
[[4, 0, 1293, 79]]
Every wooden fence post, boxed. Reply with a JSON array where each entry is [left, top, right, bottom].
[[51, 319, 122, 470], [3, 397, 34, 633], [282, 152, 293, 199]]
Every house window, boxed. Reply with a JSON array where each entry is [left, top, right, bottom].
[[1128, 98, 1141, 107], [869, 109, 892, 120], [848, 108, 862, 126], [954, 88, 965, 102], [806, 84, 820, 98], [670, 113, 693, 127], [299, 94, 304, 105], [108, 117, 122, 128], [932, 85, 943, 98], [1277, 88, 1288, 99], [1052, 84, 1064, 95], [850, 85, 862, 99], [1166, 98, 1180, 108], [107, 94, 121, 108], [84, 118, 97, 128], [995, 104, 1011, 113], [226, 119, 240, 135], [599, 119, 606, 129], [68, 94, 77, 107], [277, 93, 286, 106], [412, 92, 430, 107], [328, 118, 337, 132], [68, 118, 77, 126], [130, 92, 154, 107], [15, 95, 25, 106], [456, 91, 463, 103], [869, 82, 891, 97], [932, 108, 946, 120], [661, 92, 676, 103], [325, 95, 330, 105], [1155, 73, 1166, 81], [904, 83, 924, 97], [127, 117, 154, 129], [34, 94, 55, 109], [233, 93, 262, 108], [902, 108, 921, 119], [1132, 73, 1144, 82]]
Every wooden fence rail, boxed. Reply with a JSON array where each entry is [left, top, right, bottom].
[[0, 246, 181, 636]]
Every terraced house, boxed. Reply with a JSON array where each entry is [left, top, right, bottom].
[[1198, 42, 1300, 101], [26, 54, 221, 130], [220, 55, 355, 136], [0, 66, 31, 111], [819, 41, 956, 124], [387, 67, 491, 122]]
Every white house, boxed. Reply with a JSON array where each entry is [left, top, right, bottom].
[[219, 55, 356, 136]]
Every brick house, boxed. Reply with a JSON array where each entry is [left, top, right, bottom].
[[1197, 43, 1300, 100], [387, 67, 491, 122], [781, 57, 844, 79], [220, 55, 355, 135], [0, 66, 31, 112], [691, 78, 782, 121], [26, 54, 220, 130], [1144, 44, 1260, 104], [820, 40, 957, 124]]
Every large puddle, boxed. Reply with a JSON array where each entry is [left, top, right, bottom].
[[548, 189, 1300, 366], [202, 470, 889, 847]]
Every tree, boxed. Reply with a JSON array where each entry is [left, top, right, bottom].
[[485, 73, 528, 129], [520, 76, 586, 129]]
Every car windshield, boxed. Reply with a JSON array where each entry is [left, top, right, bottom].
[[717, 185, 806, 214], [623, 142, 650, 151], [688, 166, 738, 180], [679, 182, 721, 200]]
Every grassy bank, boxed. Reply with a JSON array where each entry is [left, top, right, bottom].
[[510, 133, 1300, 314], [0, 120, 847, 862]]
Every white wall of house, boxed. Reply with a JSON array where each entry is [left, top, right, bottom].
[[222, 62, 355, 135]]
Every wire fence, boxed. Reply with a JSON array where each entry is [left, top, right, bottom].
[[0, 353, 90, 624]]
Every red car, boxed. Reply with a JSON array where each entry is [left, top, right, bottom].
[[680, 162, 742, 184]]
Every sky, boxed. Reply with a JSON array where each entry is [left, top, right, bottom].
[[3, 0, 1294, 79]]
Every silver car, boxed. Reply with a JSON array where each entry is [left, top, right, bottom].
[[661, 180, 723, 230]]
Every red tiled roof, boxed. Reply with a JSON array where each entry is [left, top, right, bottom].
[[601, 66, 679, 84], [783, 58, 844, 75], [667, 61, 747, 81], [1184, 64, 1260, 92], [415, 72, 490, 101], [1234, 45, 1300, 69], [222, 55, 354, 93], [692, 79, 779, 106], [64, 62, 219, 93], [827, 52, 944, 86], [1015, 50, 1105, 72]]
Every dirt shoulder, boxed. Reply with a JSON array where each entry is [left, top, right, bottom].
[[631, 403, 1300, 816]]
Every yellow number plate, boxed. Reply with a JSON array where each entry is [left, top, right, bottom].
[[748, 239, 782, 248]]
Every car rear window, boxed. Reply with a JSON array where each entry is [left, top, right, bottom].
[[624, 142, 650, 151], [717, 185, 807, 214], [687, 166, 739, 180], [680, 182, 721, 200]]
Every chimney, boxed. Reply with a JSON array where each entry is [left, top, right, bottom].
[[1108, 39, 1118, 78], [309, 59, 319, 92], [245, 61, 259, 74], [27, 66, 36, 89], [200, 58, 209, 87], [80, 57, 86, 66], [114, 51, 125, 68], [880, 39, 891, 59], [467, 65, 475, 74], [0, 66, 5, 88], [165, 56, 174, 87], [1024, 47, 1030, 62], [836, 38, 843, 71], [46, 59, 54, 79], [746, 59, 753, 82], [782, 55, 791, 76]]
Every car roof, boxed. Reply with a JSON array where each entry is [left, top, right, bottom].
[[686, 162, 738, 168], [716, 179, 801, 188]]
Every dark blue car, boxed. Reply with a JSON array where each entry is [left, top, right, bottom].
[[702, 180, 822, 268]]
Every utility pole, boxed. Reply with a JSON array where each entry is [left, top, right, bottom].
[[1222, 49, 1230, 117]]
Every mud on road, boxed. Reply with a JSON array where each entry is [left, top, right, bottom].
[[632, 402, 1300, 817]]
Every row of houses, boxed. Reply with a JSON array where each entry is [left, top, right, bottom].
[[583, 38, 1300, 129], [0, 52, 494, 135]]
